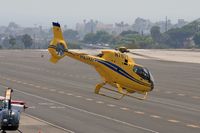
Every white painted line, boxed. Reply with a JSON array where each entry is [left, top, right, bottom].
[[177, 93, 185, 96], [38, 103, 54, 105], [58, 91, 65, 94], [66, 93, 73, 96], [42, 87, 48, 90], [120, 107, 129, 111], [186, 124, 200, 128], [134, 111, 145, 115], [192, 96, 200, 99], [107, 104, 116, 107], [35, 86, 41, 88], [76, 95, 82, 98], [165, 91, 172, 94], [28, 106, 36, 109], [86, 98, 93, 101], [0, 84, 159, 133], [150, 115, 161, 119], [56, 106, 66, 109], [50, 89, 56, 92], [168, 119, 180, 123], [17, 81, 22, 83], [50, 106, 57, 109], [96, 101, 104, 104]]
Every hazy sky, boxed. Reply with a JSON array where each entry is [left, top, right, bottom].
[[0, 0, 199, 28]]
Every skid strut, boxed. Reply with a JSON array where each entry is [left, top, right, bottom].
[[94, 82, 148, 100]]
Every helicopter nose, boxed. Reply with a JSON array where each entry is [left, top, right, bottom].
[[150, 81, 154, 91]]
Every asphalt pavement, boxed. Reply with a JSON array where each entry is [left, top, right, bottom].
[[0, 50, 199, 133]]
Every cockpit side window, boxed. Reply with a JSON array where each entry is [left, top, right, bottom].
[[133, 65, 150, 81], [96, 53, 104, 57]]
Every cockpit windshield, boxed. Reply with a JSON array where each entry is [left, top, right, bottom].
[[133, 65, 150, 81]]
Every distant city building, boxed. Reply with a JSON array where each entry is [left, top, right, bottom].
[[132, 17, 153, 35]]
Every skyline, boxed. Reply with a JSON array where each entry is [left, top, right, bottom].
[[0, 0, 199, 28]]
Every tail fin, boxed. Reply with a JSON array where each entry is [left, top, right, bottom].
[[48, 22, 68, 63]]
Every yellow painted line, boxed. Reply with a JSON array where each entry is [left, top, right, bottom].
[[167, 119, 180, 123], [107, 104, 116, 107], [120, 107, 129, 111], [150, 115, 161, 119], [186, 124, 200, 128], [96, 101, 104, 104], [134, 111, 145, 114]]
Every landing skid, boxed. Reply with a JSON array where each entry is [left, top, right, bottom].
[[94, 82, 148, 100], [102, 87, 148, 100]]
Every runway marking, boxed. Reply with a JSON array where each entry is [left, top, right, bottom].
[[1, 76, 199, 130], [38, 103, 54, 105], [50, 89, 56, 92], [28, 83, 34, 86], [150, 115, 161, 119], [42, 87, 48, 90], [134, 111, 145, 115], [192, 96, 200, 99], [8, 87, 159, 133], [25, 113, 75, 133], [165, 91, 172, 94], [186, 124, 200, 128], [66, 93, 73, 96], [96, 101, 104, 104], [107, 104, 116, 107], [177, 93, 185, 96], [120, 107, 130, 111], [56, 106, 66, 109], [50, 106, 57, 109], [58, 91, 65, 94], [167, 119, 180, 123], [86, 98, 93, 101], [17, 81, 22, 83], [35, 85, 41, 88], [28, 106, 36, 109]]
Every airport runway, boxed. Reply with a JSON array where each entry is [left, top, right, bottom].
[[0, 50, 199, 133]]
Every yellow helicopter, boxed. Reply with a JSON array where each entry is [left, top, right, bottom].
[[48, 22, 154, 100]]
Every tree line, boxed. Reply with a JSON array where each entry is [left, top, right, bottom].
[[83, 20, 200, 49], [1, 20, 200, 49]]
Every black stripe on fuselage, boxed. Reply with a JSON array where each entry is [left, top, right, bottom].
[[96, 60, 150, 87]]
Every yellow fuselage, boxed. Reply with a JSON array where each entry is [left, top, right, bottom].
[[48, 48, 152, 93]]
